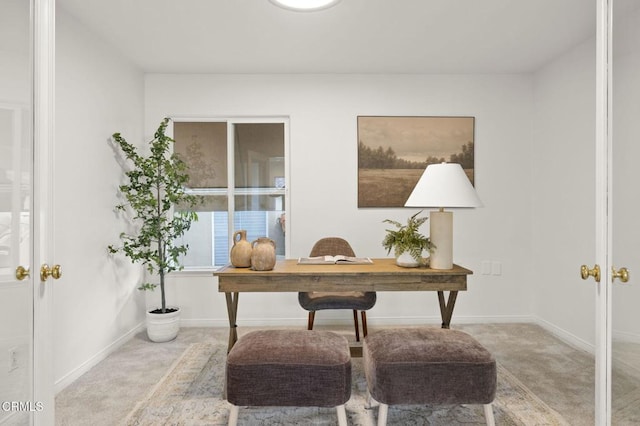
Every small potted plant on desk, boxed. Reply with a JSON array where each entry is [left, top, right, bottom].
[[382, 210, 435, 268], [108, 118, 201, 342]]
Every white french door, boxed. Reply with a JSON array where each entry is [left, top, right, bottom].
[[592, 1, 611, 424], [0, 0, 55, 424], [594, 0, 640, 424], [0, 1, 36, 424], [32, 0, 56, 424], [609, 0, 640, 425]]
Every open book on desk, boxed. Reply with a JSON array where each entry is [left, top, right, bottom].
[[297, 255, 374, 265]]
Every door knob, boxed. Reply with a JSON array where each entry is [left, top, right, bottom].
[[15, 266, 30, 281], [581, 264, 601, 283], [612, 267, 629, 283], [40, 264, 62, 281]]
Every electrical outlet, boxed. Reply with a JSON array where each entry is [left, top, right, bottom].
[[481, 261, 491, 275], [492, 261, 502, 276], [8, 347, 19, 372]]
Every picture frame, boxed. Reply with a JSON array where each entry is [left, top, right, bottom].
[[357, 116, 475, 208]]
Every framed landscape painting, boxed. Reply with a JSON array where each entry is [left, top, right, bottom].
[[358, 116, 475, 208]]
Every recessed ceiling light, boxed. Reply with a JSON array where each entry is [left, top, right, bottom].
[[269, 0, 342, 12]]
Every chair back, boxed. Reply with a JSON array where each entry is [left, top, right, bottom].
[[310, 237, 355, 257]]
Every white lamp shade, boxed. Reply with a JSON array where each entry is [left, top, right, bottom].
[[404, 163, 482, 208]]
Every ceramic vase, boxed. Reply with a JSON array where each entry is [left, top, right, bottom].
[[146, 307, 180, 342], [396, 251, 420, 268], [251, 237, 276, 271], [230, 230, 252, 267]]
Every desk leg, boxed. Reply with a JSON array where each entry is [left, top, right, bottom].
[[225, 292, 239, 353], [437, 291, 458, 329]]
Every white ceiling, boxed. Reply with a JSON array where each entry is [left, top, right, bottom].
[[56, 0, 606, 74]]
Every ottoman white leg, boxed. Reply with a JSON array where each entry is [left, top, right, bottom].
[[336, 404, 348, 426], [228, 404, 239, 426], [377, 403, 389, 426], [483, 403, 495, 426]]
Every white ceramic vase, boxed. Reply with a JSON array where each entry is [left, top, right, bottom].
[[396, 251, 420, 268], [146, 307, 181, 342]]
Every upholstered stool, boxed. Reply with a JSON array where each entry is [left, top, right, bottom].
[[225, 329, 352, 426], [363, 328, 497, 426]]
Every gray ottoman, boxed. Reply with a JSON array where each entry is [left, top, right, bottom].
[[364, 328, 496, 426], [226, 329, 351, 426]]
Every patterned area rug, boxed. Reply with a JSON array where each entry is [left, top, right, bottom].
[[123, 343, 569, 425]]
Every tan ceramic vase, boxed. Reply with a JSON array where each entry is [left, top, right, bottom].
[[230, 230, 252, 268], [251, 237, 276, 271]]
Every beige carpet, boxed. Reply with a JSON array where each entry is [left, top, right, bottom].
[[123, 342, 570, 426]]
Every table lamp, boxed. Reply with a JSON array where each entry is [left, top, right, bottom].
[[404, 162, 482, 269]]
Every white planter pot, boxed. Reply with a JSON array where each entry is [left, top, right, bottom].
[[396, 252, 420, 268], [146, 307, 181, 342]]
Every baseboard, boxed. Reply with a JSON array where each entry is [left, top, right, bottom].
[[533, 316, 595, 354], [613, 329, 640, 344], [445, 315, 533, 324], [180, 318, 231, 328], [179, 314, 534, 328], [54, 321, 145, 394]]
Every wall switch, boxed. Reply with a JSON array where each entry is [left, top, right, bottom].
[[492, 261, 502, 276], [481, 261, 491, 275]]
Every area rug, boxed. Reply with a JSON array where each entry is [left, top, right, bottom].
[[123, 342, 569, 425]]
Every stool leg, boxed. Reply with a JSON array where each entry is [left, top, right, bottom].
[[353, 310, 360, 341], [377, 403, 389, 426], [483, 403, 495, 426], [228, 404, 239, 426], [336, 404, 348, 426]]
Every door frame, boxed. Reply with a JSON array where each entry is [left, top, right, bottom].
[[33, 0, 55, 423], [594, 0, 612, 424]]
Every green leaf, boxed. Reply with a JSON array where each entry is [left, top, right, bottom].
[[381, 210, 435, 264]]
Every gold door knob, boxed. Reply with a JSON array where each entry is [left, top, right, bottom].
[[612, 267, 629, 283], [40, 264, 62, 281], [581, 264, 601, 283], [15, 266, 30, 281]]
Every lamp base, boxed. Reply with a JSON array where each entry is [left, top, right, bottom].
[[429, 210, 453, 269]]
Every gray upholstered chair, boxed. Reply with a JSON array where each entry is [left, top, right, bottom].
[[298, 237, 376, 341]]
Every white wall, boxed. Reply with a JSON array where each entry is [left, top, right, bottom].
[[145, 73, 535, 327], [531, 38, 598, 351], [53, 9, 146, 391]]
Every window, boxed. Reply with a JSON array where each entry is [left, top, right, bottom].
[[173, 118, 288, 269]]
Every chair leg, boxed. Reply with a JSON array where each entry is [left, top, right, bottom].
[[228, 404, 239, 426], [361, 311, 368, 338], [336, 404, 348, 426], [483, 403, 495, 426], [377, 402, 389, 426], [352, 309, 360, 341], [307, 311, 315, 330]]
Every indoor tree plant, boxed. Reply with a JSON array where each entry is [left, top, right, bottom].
[[382, 210, 435, 267], [108, 117, 201, 342]]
